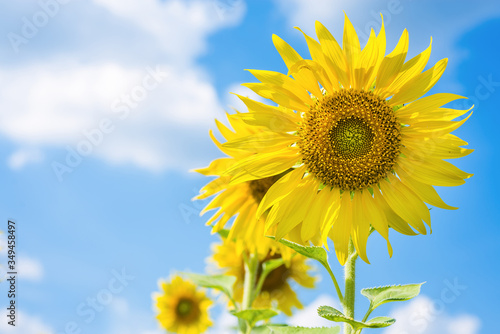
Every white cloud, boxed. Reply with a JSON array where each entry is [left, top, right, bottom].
[[93, 0, 245, 64], [104, 297, 165, 334], [383, 296, 481, 334], [209, 308, 238, 334], [274, 0, 351, 33], [0, 0, 246, 172], [0, 311, 54, 334], [289, 294, 341, 328], [17, 255, 44, 282], [7, 149, 44, 170]]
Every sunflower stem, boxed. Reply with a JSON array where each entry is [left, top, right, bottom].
[[239, 252, 259, 334], [343, 239, 358, 334]]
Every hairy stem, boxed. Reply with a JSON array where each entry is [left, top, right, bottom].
[[239, 252, 259, 334], [343, 240, 358, 334]]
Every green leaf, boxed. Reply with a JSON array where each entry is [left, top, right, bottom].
[[251, 325, 273, 333], [317, 306, 394, 331], [269, 237, 330, 270], [268, 326, 340, 333], [361, 283, 424, 310], [365, 317, 396, 327], [183, 273, 235, 300], [231, 309, 278, 327]]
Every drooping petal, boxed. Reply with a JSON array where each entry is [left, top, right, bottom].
[[329, 192, 353, 265], [257, 166, 306, 218], [361, 190, 393, 257], [396, 166, 457, 210], [351, 191, 371, 263]]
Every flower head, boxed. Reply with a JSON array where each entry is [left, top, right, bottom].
[[222, 14, 472, 265], [195, 115, 318, 259], [211, 236, 315, 316], [153, 275, 213, 334]]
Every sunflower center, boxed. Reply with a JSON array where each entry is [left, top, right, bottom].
[[329, 117, 374, 159], [299, 89, 401, 191], [176, 298, 199, 321]]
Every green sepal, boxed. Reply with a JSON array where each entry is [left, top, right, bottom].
[[262, 258, 284, 273], [317, 306, 395, 330], [268, 325, 340, 333], [216, 228, 230, 239], [231, 308, 278, 327], [361, 283, 424, 310], [183, 273, 235, 300], [392, 103, 404, 111]]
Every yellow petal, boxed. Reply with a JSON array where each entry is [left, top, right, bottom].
[[379, 176, 428, 234], [315, 21, 349, 87], [402, 111, 472, 138], [272, 34, 303, 69], [257, 166, 306, 218], [374, 187, 418, 236], [329, 192, 352, 265], [355, 29, 379, 90], [403, 136, 473, 159], [230, 110, 298, 133], [242, 82, 309, 112], [351, 191, 370, 263], [361, 190, 392, 257], [193, 157, 234, 176], [397, 155, 471, 187], [396, 166, 457, 210], [222, 132, 297, 153], [225, 148, 300, 184], [320, 188, 341, 248], [288, 59, 329, 97], [247, 69, 312, 103], [342, 13, 361, 81], [396, 93, 466, 120], [374, 29, 409, 97], [389, 58, 448, 106], [195, 176, 230, 200], [386, 37, 432, 95], [275, 177, 319, 240], [295, 27, 340, 91]]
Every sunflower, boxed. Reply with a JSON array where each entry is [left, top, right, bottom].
[[195, 114, 319, 260], [153, 275, 213, 334], [223, 14, 473, 265], [211, 236, 315, 316]]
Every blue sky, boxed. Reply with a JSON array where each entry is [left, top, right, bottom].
[[0, 0, 499, 333]]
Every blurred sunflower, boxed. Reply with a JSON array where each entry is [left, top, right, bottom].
[[211, 237, 315, 316], [223, 14, 473, 265], [194, 114, 321, 260], [153, 275, 213, 334]]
